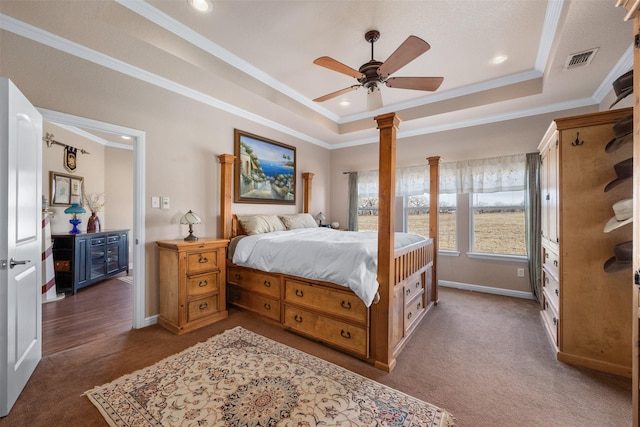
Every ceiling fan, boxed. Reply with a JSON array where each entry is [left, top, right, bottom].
[[312, 30, 444, 110]]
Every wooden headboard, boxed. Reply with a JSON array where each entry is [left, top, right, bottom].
[[217, 154, 315, 240]]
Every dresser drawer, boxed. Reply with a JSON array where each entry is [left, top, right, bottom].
[[228, 284, 280, 322], [187, 295, 219, 322], [403, 273, 424, 302], [187, 250, 220, 275], [227, 266, 281, 298], [404, 290, 425, 333], [542, 269, 559, 309], [187, 272, 219, 297], [284, 279, 367, 325], [542, 245, 559, 281], [283, 306, 368, 358], [541, 291, 559, 347]]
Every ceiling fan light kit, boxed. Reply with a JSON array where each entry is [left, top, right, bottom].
[[312, 30, 444, 109]]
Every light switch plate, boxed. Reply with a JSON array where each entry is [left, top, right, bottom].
[[161, 196, 170, 209], [151, 196, 160, 208]]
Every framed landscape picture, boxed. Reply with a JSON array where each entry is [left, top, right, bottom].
[[234, 129, 296, 204]]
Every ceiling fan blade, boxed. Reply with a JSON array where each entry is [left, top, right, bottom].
[[313, 56, 365, 79], [385, 76, 444, 91], [313, 85, 361, 102], [377, 35, 430, 78], [367, 87, 383, 111]]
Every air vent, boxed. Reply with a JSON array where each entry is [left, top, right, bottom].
[[564, 48, 599, 70]]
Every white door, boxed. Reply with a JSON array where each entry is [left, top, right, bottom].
[[0, 78, 43, 417]]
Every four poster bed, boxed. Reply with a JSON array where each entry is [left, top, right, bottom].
[[217, 113, 441, 371]]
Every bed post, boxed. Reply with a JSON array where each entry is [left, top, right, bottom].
[[217, 154, 235, 239], [302, 172, 314, 214], [372, 112, 400, 372], [427, 156, 441, 304]]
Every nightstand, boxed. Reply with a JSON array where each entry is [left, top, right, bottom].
[[156, 238, 229, 334]]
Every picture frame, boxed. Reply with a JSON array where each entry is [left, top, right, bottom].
[[234, 129, 296, 204], [50, 171, 84, 206]]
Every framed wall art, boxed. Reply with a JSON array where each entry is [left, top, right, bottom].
[[50, 171, 84, 206], [234, 129, 296, 204]]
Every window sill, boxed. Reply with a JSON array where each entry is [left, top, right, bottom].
[[466, 252, 527, 263], [438, 250, 460, 257]]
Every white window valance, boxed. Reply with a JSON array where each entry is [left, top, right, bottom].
[[357, 153, 526, 197]]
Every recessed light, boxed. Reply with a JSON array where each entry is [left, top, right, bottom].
[[339, 100, 351, 107], [187, 0, 213, 13], [121, 135, 132, 140], [490, 54, 509, 65]]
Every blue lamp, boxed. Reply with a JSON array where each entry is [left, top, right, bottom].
[[64, 203, 86, 234]]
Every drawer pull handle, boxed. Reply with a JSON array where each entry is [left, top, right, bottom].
[[545, 253, 549, 259], [545, 301, 548, 309], [417, 302, 421, 310], [555, 289, 559, 296], [198, 256, 209, 264], [198, 280, 208, 287], [232, 294, 241, 301], [553, 317, 557, 326], [294, 314, 303, 323], [199, 302, 209, 310], [415, 281, 420, 289], [407, 312, 412, 320], [340, 329, 351, 339], [263, 280, 271, 287], [405, 289, 411, 296], [264, 303, 271, 310], [545, 277, 549, 284], [234, 273, 241, 280], [295, 289, 304, 297], [341, 300, 352, 309], [553, 260, 558, 267]]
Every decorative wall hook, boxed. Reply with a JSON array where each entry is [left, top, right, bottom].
[[571, 132, 584, 146]]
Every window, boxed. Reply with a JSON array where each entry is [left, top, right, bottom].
[[471, 191, 525, 256], [438, 193, 457, 251], [357, 196, 378, 231]]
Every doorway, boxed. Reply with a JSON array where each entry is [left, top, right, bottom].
[[38, 109, 147, 343]]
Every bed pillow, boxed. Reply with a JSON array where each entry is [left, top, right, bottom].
[[279, 213, 318, 230], [236, 215, 286, 235]]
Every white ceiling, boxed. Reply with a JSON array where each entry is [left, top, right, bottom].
[[0, 0, 634, 148]]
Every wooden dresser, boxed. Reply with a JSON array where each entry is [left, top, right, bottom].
[[156, 238, 229, 334], [538, 108, 633, 377]]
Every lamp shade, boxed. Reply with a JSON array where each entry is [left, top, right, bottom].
[[180, 210, 201, 225], [64, 203, 86, 215], [315, 212, 326, 222]]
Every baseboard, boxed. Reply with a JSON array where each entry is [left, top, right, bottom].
[[438, 280, 535, 300], [141, 314, 159, 328], [557, 351, 631, 378]]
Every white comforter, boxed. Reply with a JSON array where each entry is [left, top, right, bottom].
[[232, 228, 426, 307]]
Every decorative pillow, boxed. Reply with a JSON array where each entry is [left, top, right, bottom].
[[279, 213, 318, 230], [236, 215, 286, 235]]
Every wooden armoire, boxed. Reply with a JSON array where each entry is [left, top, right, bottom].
[[539, 108, 633, 377]]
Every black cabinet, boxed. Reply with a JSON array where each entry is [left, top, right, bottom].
[[52, 229, 129, 294]]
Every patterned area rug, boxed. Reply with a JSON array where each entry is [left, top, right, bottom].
[[85, 326, 455, 426]]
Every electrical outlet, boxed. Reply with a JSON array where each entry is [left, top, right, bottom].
[[161, 196, 170, 209], [517, 268, 525, 277], [151, 196, 160, 208]]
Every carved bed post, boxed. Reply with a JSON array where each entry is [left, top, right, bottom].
[[217, 154, 235, 240], [427, 156, 441, 304], [373, 112, 400, 372], [302, 172, 314, 214]]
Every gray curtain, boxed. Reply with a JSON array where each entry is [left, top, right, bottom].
[[347, 172, 358, 231], [525, 152, 542, 302]]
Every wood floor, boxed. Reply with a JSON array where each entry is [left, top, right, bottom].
[[42, 274, 133, 356]]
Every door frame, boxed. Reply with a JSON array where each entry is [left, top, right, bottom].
[[38, 108, 148, 329]]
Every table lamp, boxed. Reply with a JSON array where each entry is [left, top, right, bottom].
[[180, 210, 201, 241], [64, 203, 86, 234], [315, 212, 326, 226]]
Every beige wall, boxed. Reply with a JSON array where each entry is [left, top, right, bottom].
[[43, 123, 106, 234], [1, 30, 330, 318], [105, 146, 134, 259]]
